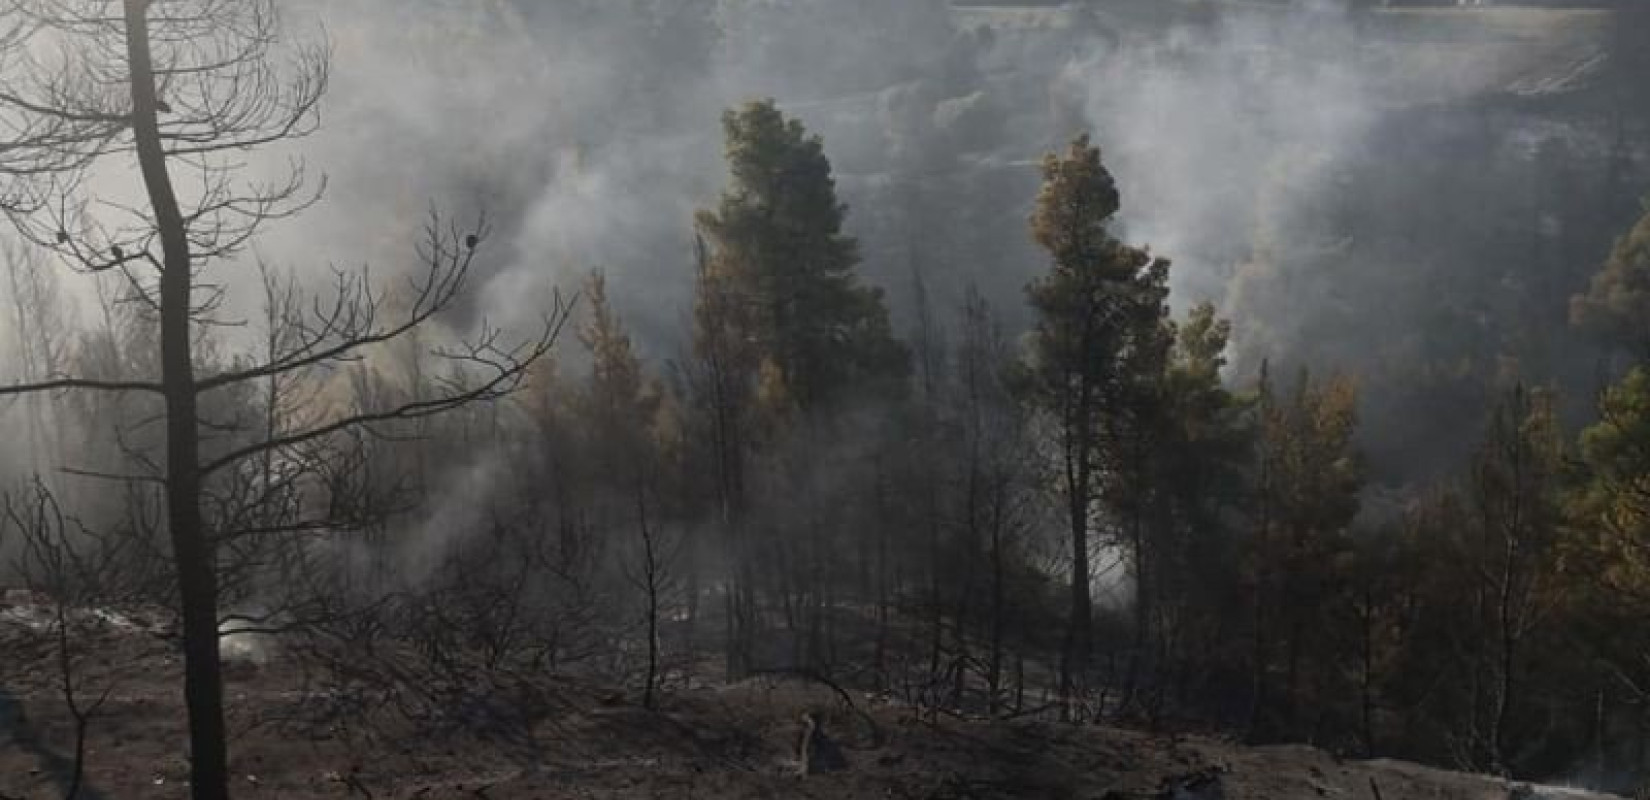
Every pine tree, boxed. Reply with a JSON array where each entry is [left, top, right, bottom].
[[1573, 368, 1650, 608], [1468, 385, 1565, 774], [1245, 368, 1364, 741], [577, 269, 669, 708], [1571, 202, 1650, 361], [687, 233, 761, 680], [954, 284, 1033, 716], [1143, 303, 1253, 714], [1566, 367, 1650, 770], [691, 100, 906, 677], [1024, 133, 1171, 711], [579, 269, 658, 473], [694, 99, 907, 417]]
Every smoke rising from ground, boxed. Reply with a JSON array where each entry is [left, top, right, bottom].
[[1058, 4, 1376, 313]]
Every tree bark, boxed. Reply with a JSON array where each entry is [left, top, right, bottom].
[[637, 475, 660, 710], [1062, 504, 1091, 714], [123, 3, 227, 798], [1060, 394, 1094, 715]]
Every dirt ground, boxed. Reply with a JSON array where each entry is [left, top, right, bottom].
[[0, 606, 1626, 800]]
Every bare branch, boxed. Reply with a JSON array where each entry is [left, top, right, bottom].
[[0, 374, 163, 395], [197, 214, 491, 393], [200, 295, 576, 477]]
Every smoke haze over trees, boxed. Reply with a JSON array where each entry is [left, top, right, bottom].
[[1, 1, 1650, 798]]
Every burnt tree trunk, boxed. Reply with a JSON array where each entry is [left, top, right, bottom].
[[637, 475, 661, 710], [1060, 392, 1095, 714], [123, 2, 227, 799]]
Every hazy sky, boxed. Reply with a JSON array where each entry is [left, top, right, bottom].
[[1, 0, 1638, 484]]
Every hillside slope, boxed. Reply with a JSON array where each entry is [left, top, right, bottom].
[[0, 609, 1625, 800]]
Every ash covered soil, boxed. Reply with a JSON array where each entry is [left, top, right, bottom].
[[0, 608, 1622, 800]]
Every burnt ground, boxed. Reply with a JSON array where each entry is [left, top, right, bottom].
[[0, 605, 1625, 800]]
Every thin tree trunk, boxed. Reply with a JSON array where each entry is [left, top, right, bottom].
[[987, 487, 1005, 717], [56, 604, 92, 800], [1491, 544, 1517, 775], [1061, 406, 1094, 715], [123, 3, 226, 798], [1247, 591, 1268, 741], [875, 501, 889, 679], [1489, 438, 1527, 776], [1468, 568, 1488, 765], [1286, 609, 1303, 739], [636, 475, 660, 710], [681, 471, 697, 678], [1062, 490, 1091, 714], [1123, 474, 1148, 717], [1594, 687, 1607, 784], [1014, 649, 1025, 713], [928, 506, 943, 692], [1361, 584, 1377, 758]]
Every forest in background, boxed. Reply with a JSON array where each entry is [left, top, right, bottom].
[[2, 2, 1650, 799]]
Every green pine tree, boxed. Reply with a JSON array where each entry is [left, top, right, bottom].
[[1571, 202, 1650, 361], [1023, 133, 1171, 709], [694, 99, 907, 417]]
